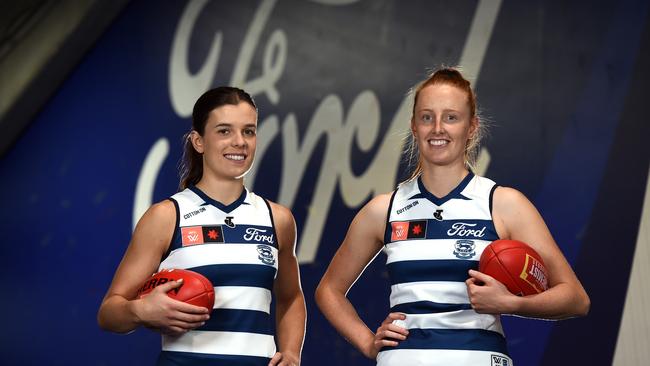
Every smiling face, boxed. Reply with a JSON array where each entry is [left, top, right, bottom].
[[411, 83, 477, 169], [191, 102, 258, 181]]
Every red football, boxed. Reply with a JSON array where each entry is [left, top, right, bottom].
[[137, 268, 215, 310], [479, 239, 549, 296]]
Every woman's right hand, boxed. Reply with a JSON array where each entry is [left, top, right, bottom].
[[369, 312, 409, 359], [132, 279, 211, 336]]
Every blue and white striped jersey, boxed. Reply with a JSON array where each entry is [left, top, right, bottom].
[[378, 173, 512, 366], [157, 185, 278, 366]]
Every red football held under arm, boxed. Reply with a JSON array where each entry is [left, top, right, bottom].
[[137, 268, 215, 310], [479, 239, 549, 296]]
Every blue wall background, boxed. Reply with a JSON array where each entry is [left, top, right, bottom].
[[1, 1, 649, 365]]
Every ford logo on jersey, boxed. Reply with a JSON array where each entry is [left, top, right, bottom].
[[447, 222, 486, 238], [244, 227, 274, 244]]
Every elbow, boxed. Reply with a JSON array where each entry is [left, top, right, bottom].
[[314, 280, 336, 313], [97, 309, 119, 333], [314, 281, 327, 311], [572, 284, 591, 317], [276, 288, 306, 316], [97, 315, 132, 334], [315, 278, 350, 320], [97, 308, 111, 332], [577, 293, 591, 317], [564, 289, 590, 318], [97, 303, 134, 334]]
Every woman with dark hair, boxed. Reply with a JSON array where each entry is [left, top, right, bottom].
[[98, 86, 306, 366], [315, 68, 589, 365]]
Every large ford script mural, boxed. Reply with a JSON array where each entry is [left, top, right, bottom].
[[0, 0, 648, 365]]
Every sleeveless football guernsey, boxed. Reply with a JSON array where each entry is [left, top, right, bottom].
[[377, 173, 512, 365], [156, 185, 278, 366]]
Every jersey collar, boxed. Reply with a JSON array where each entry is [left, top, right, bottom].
[[189, 185, 248, 213], [410, 172, 474, 206]]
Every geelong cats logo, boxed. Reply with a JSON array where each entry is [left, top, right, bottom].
[[257, 245, 276, 266], [453, 239, 476, 259]]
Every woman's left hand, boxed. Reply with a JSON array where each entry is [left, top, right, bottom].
[[466, 269, 520, 314], [268, 351, 299, 366]]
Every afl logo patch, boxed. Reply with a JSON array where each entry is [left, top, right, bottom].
[[257, 244, 275, 266], [453, 239, 476, 259]]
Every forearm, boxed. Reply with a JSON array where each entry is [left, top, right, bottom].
[[315, 285, 376, 358], [275, 292, 307, 359], [97, 296, 142, 334], [510, 282, 590, 320]]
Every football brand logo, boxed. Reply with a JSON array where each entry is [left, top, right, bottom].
[[520, 254, 549, 293], [137, 269, 182, 296]]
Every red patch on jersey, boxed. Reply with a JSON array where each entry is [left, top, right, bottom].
[[181, 226, 204, 246], [207, 229, 218, 240], [202, 226, 224, 243], [411, 224, 422, 235], [407, 220, 427, 239], [391, 222, 409, 242]]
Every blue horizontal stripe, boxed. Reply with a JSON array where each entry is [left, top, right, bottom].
[[391, 301, 472, 314], [157, 351, 270, 366], [171, 224, 277, 248], [190, 264, 276, 290], [380, 328, 508, 354], [387, 219, 498, 242], [201, 308, 272, 335], [222, 225, 277, 247], [428, 219, 498, 240], [387, 259, 478, 285]]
